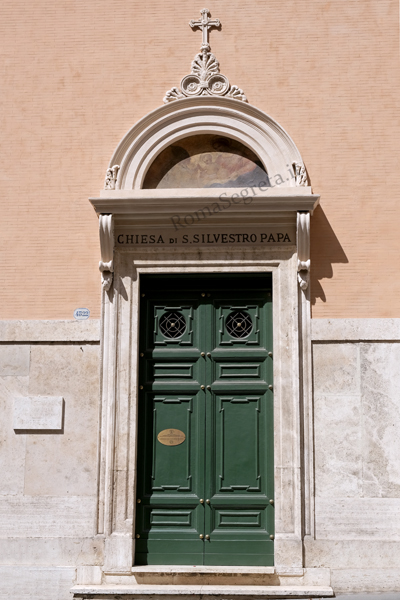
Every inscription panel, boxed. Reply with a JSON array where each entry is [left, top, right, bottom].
[[116, 225, 295, 247], [13, 396, 64, 431]]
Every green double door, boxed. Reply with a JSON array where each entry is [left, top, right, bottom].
[[136, 275, 274, 566]]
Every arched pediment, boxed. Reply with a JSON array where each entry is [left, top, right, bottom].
[[93, 97, 319, 294], [105, 97, 308, 191]]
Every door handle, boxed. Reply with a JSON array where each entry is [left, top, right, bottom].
[[206, 385, 211, 391]]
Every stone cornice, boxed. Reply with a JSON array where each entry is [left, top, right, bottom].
[[90, 188, 319, 222]]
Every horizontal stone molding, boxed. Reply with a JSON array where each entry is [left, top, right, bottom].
[[0, 320, 100, 342], [91, 188, 319, 222], [311, 318, 400, 341]]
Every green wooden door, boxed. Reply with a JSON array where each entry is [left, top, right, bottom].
[[135, 275, 274, 566]]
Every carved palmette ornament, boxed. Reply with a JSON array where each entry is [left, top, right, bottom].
[[164, 10, 247, 104]]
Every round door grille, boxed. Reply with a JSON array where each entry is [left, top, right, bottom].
[[159, 311, 186, 339], [226, 310, 253, 338]]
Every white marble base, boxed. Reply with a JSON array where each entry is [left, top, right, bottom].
[[0, 566, 75, 599], [331, 569, 400, 593]]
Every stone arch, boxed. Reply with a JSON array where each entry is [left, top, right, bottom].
[[107, 96, 306, 190]]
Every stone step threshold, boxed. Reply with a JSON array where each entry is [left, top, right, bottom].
[[132, 567, 277, 574], [71, 584, 334, 599]]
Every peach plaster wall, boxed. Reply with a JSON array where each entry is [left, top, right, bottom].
[[1, 0, 399, 319]]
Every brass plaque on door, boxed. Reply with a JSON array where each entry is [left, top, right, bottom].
[[158, 429, 186, 446]]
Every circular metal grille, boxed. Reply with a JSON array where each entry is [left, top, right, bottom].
[[159, 311, 186, 339], [226, 310, 253, 338]]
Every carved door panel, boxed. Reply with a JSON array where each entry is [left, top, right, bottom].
[[135, 276, 274, 566]]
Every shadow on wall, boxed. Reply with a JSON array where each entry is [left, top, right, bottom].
[[310, 205, 348, 305]]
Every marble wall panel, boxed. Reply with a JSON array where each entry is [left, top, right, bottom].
[[331, 568, 400, 593], [360, 343, 400, 498], [313, 343, 359, 395], [0, 320, 100, 342], [0, 345, 30, 376], [0, 496, 96, 537], [24, 344, 100, 496], [313, 340, 400, 542], [312, 318, 400, 342], [305, 539, 400, 569], [0, 374, 28, 495], [0, 537, 104, 566], [314, 394, 362, 497], [0, 566, 74, 600], [315, 498, 400, 540]]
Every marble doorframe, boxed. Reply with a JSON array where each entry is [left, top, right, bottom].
[[98, 246, 310, 574], [90, 96, 319, 577]]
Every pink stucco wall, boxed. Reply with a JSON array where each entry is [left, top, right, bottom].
[[1, 0, 399, 318]]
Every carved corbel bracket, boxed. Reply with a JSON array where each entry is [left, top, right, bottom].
[[99, 215, 114, 291], [297, 212, 310, 291]]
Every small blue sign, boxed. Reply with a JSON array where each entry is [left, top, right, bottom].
[[74, 308, 90, 321]]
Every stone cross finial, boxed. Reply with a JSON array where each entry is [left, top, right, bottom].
[[164, 9, 247, 103], [189, 8, 220, 47]]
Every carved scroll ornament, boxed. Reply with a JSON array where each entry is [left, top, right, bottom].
[[104, 165, 120, 190], [297, 212, 310, 291], [99, 215, 114, 291], [293, 162, 308, 187], [164, 9, 247, 104]]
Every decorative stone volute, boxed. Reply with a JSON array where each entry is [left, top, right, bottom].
[[293, 162, 308, 186], [104, 165, 119, 190], [99, 215, 114, 291], [164, 9, 247, 103], [297, 212, 311, 290]]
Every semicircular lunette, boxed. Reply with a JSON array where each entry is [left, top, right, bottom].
[[143, 134, 269, 190]]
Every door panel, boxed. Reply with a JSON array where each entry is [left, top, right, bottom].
[[136, 294, 205, 565], [151, 396, 196, 492], [203, 292, 274, 566], [136, 276, 273, 566], [215, 395, 263, 492]]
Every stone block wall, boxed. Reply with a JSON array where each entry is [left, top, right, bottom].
[[0, 321, 101, 599], [1, 317, 400, 598], [309, 319, 400, 592]]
